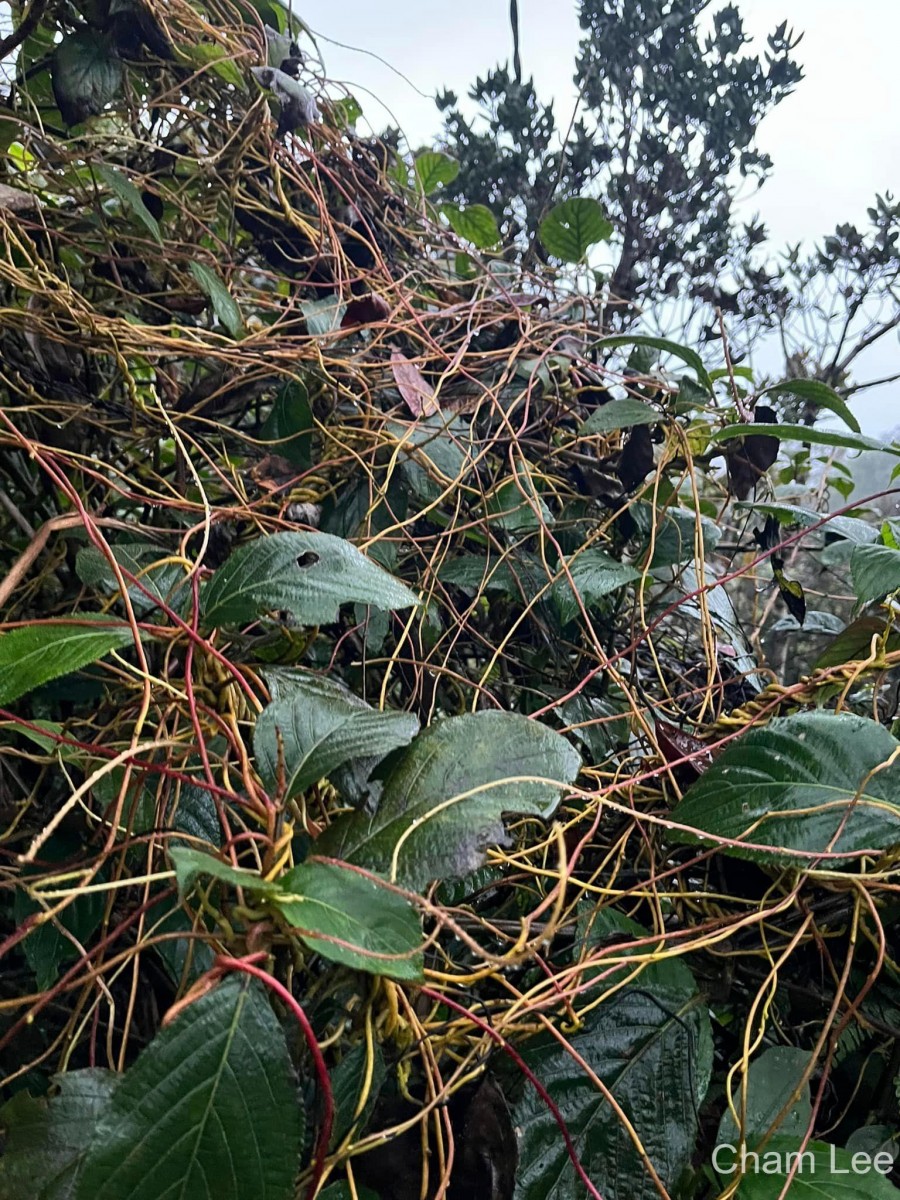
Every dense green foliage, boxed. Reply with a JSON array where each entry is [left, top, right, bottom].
[[1, 2, 900, 1199]]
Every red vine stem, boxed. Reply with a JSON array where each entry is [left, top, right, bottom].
[[419, 985, 605, 1200]]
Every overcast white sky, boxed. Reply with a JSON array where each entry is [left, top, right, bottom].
[[310, 1, 900, 433]]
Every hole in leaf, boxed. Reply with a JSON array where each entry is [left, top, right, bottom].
[[296, 552, 319, 568]]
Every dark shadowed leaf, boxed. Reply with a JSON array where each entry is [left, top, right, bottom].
[[773, 567, 806, 625], [851, 543, 900, 607], [201, 531, 419, 627], [716, 1046, 812, 1145], [514, 957, 712, 1200], [75, 976, 302, 1200], [0, 1069, 117, 1200], [341, 294, 391, 327], [315, 711, 581, 888], [670, 712, 900, 865], [259, 380, 313, 467], [814, 617, 900, 669], [52, 32, 123, 126]]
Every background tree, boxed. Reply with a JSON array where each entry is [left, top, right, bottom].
[[435, 0, 900, 411]]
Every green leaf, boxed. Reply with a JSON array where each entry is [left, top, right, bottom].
[[717, 1046, 812, 1145], [52, 31, 123, 126], [0, 616, 135, 706], [169, 846, 280, 898], [539, 197, 613, 262], [551, 550, 641, 625], [580, 398, 661, 434], [253, 672, 419, 799], [733, 1138, 900, 1197], [189, 261, 244, 338], [514, 957, 712, 1200], [201, 531, 419, 628], [734, 502, 877, 544], [484, 466, 553, 533], [330, 1042, 386, 1148], [184, 42, 245, 89], [851, 544, 900, 607], [595, 334, 713, 394], [75, 976, 302, 1200], [414, 151, 459, 195], [259, 379, 313, 468], [815, 617, 900, 670], [15, 862, 106, 991], [94, 164, 162, 243], [273, 860, 424, 981], [710, 424, 896, 455], [442, 202, 501, 248], [76, 543, 187, 616], [316, 711, 581, 889], [670, 712, 900, 866], [0, 1069, 118, 1200], [762, 378, 860, 433]]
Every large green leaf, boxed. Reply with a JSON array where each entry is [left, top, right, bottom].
[[670, 712, 900, 866], [51, 31, 123, 126], [442, 202, 501, 248], [851, 544, 900, 606], [761, 378, 860, 433], [551, 550, 641, 625], [0, 1070, 118, 1200], [710, 423, 896, 455], [514, 958, 712, 1200], [539, 197, 612, 262], [595, 334, 713, 393], [580, 399, 661, 435], [315, 711, 581, 888], [201, 531, 419, 627], [0, 616, 135, 706], [717, 1046, 812, 1145], [273, 860, 424, 981], [414, 151, 459, 194], [732, 1138, 900, 1197], [75, 976, 302, 1200], [189, 261, 244, 339], [253, 672, 419, 799]]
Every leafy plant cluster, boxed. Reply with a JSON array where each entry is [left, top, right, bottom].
[[1, 2, 900, 1199]]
